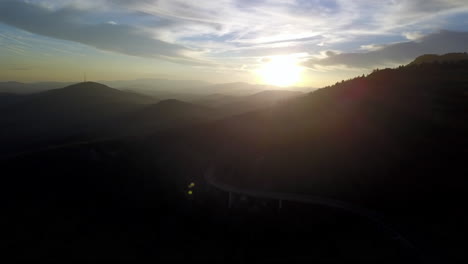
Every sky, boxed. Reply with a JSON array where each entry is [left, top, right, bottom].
[[1, 0, 468, 87]]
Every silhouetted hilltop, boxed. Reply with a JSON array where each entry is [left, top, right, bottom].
[[409, 52, 468, 65], [2, 82, 157, 124], [61, 81, 116, 92], [43, 82, 156, 103], [0, 82, 157, 155]]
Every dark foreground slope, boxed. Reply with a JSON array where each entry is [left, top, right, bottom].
[[2, 138, 422, 263]]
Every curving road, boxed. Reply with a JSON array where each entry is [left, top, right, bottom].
[[204, 165, 424, 260]]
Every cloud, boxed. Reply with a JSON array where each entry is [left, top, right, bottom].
[[359, 44, 384, 52], [1, 0, 468, 68], [304, 30, 468, 69], [403, 31, 424, 41], [325, 50, 338, 57], [0, 0, 207, 65], [127, 0, 468, 58]]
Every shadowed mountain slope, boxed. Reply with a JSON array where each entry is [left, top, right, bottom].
[[149, 57, 468, 211]]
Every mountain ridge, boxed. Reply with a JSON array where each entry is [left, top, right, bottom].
[[409, 52, 468, 65]]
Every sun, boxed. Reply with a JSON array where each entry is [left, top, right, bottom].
[[257, 55, 303, 87]]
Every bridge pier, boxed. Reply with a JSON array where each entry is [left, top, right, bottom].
[[278, 199, 283, 212]]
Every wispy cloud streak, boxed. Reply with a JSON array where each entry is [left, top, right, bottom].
[[0, 0, 468, 78]]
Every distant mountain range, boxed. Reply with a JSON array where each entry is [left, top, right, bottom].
[[0, 81, 306, 156], [3, 53, 467, 162], [0, 78, 315, 100], [4, 53, 463, 207]]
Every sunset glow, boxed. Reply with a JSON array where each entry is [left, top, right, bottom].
[[257, 56, 303, 87]]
